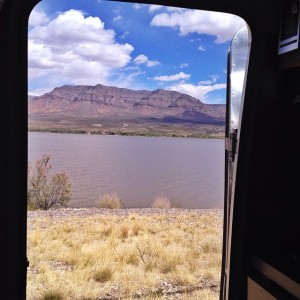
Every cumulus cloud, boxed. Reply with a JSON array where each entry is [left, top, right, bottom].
[[153, 72, 190, 81], [28, 9, 134, 93], [198, 46, 205, 51], [151, 10, 246, 43], [29, 9, 50, 27], [167, 82, 226, 101], [133, 54, 160, 67]]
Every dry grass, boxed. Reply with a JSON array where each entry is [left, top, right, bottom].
[[27, 209, 223, 300], [151, 196, 182, 209], [151, 196, 172, 209], [98, 192, 123, 209], [40, 290, 64, 300]]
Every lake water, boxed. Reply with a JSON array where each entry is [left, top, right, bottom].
[[28, 132, 225, 209]]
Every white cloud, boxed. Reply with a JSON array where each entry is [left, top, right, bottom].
[[198, 45, 205, 51], [167, 82, 226, 101], [111, 69, 146, 90], [120, 31, 130, 39], [133, 54, 160, 67], [28, 9, 134, 93], [134, 54, 148, 64], [180, 63, 188, 68], [149, 5, 163, 12], [166, 7, 186, 12], [113, 15, 122, 22], [151, 10, 246, 44], [190, 38, 201, 42], [29, 9, 50, 27], [199, 75, 219, 85], [149, 5, 184, 14], [28, 87, 55, 96], [153, 72, 190, 81], [133, 4, 142, 10]]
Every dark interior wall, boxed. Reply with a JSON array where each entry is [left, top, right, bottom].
[[0, 0, 40, 298], [224, 4, 287, 299], [243, 0, 300, 281], [247, 63, 300, 283], [0, 0, 287, 299]]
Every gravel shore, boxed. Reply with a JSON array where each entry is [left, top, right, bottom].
[[27, 207, 223, 219]]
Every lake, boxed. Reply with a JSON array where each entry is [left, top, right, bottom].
[[28, 132, 225, 209]]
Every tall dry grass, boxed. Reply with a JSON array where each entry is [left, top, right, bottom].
[[97, 192, 123, 209], [151, 196, 172, 209], [151, 196, 182, 209], [27, 209, 223, 300]]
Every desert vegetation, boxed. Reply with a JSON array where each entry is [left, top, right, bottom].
[[28, 126, 225, 139], [98, 193, 124, 209], [97, 194, 177, 210], [27, 154, 72, 210], [152, 196, 172, 209], [27, 208, 223, 300], [27, 156, 223, 299]]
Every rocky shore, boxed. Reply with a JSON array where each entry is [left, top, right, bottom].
[[27, 207, 223, 219]]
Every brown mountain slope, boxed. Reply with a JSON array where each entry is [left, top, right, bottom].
[[28, 84, 226, 137]]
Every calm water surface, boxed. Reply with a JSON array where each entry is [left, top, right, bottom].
[[28, 132, 224, 209]]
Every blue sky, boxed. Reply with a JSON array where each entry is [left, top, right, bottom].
[[28, 0, 246, 104]]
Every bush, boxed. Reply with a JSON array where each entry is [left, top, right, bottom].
[[98, 192, 123, 209], [152, 196, 172, 209], [92, 267, 113, 282], [41, 290, 64, 300], [28, 154, 72, 210]]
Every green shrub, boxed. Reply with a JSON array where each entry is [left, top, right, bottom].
[[28, 154, 72, 210], [98, 192, 123, 209]]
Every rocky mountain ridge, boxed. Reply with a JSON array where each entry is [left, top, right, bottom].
[[28, 84, 226, 138], [29, 84, 225, 125]]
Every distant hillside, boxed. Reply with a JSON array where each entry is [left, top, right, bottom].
[[28, 84, 226, 138]]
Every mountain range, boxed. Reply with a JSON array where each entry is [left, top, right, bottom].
[[28, 84, 226, 138]]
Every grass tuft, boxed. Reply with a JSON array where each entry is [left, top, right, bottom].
[[41, 290, 64, 300], [98, 192, 123, 209], [119, 225, 129, 239], [152, 196, 172, 209], [92, 267, 113, 283]]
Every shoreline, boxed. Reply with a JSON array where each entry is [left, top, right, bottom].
[[27, 207, 224, 219], [28, 128, 225, 139]]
